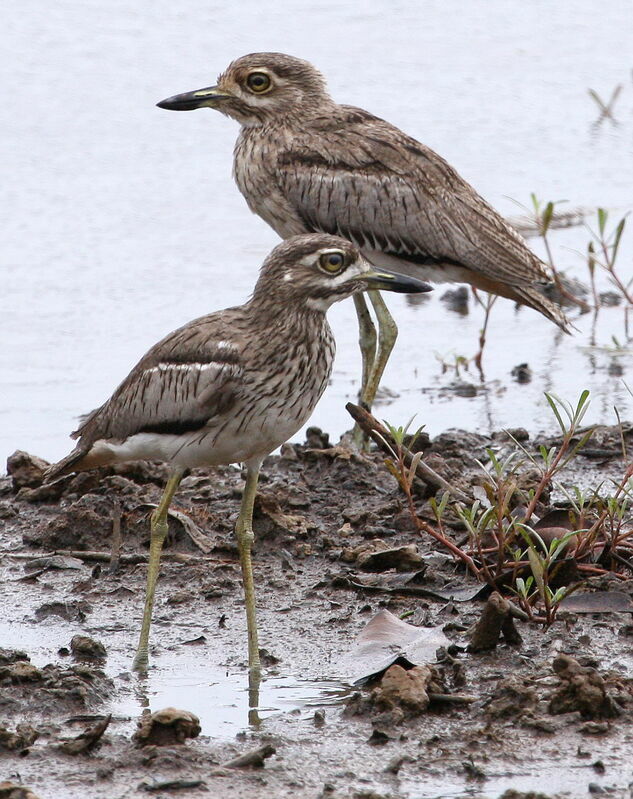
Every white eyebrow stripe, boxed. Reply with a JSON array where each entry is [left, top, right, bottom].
[[145, 362, 240, 376], [216, 340, 238, 350]]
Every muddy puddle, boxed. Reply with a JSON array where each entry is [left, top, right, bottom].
[[112, 669, 350, 739], [0, 615, 349, 739]]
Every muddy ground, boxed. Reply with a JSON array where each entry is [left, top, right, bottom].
[[1, 424, 633, 799]]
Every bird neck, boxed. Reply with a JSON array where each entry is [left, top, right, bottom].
[[240, 98, 338, 131], [247, 293, 329, 332]]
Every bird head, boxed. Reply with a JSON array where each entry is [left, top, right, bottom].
[[251, 234, 432, 313], [157, 53, 331, 125]]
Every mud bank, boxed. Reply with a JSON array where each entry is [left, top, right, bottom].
[[1, 425, 633, 799]]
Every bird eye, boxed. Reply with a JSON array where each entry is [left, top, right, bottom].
[[319, 251, 347, 273], [246, 72, 271, 93]]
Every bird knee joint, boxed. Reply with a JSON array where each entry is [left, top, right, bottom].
[[378, 319, 398, 347], [237, 526, 255, 549], [150, 512, 169, 539]]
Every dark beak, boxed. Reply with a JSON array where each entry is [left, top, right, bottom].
[[362, 269, 432, 294], [157, 85, 230, 111]]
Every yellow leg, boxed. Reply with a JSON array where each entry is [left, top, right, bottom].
[[361, 290, 398, 411], [353, 293, 377, 395], [235, 461, 262, 675], [352, 293, 378, 448], [132, 467, 184, 672], [248, 667, 262, 726]]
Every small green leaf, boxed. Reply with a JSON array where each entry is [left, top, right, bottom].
[[527, 547, 546, 599], [438, 491, 450, 516], [542, 201, 554, 235], [530, 192, 539, 215], [545, 392, 567, 434], [612, 216, 627, 264], [598, 207, 607, 236]]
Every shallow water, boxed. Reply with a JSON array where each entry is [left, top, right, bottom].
[[0, 613, 350, 738], [2, 0, 633, 468], [112, 668, 350, 736]]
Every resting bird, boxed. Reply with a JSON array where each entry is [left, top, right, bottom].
[[45, 234, 429, 673], [158, 52, 569, 420]]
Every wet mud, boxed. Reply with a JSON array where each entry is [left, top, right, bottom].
[[1, 426, 633, 798]]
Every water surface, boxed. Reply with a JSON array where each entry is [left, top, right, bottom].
[[2, 0, 632, 466]]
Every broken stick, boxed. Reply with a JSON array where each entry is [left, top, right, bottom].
[[346, 403, 469, 502]]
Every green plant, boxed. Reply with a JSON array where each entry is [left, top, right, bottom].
[[471, 290, 498, 372], [588, 84, 622, 123], [527, 194, 589, 310], [514, 526, 581, 624], [585, 208, 631, 305], [434, 350, 470, 378], [381, 390, 633, 627]]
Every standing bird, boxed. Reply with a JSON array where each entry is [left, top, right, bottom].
[[45, 234, 429, 673], [158, 53, 569, 418]]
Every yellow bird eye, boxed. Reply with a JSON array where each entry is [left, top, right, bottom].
[[246, 72, 271, 93], [319, 251, 346, 273]]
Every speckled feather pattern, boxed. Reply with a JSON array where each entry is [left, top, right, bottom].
[[228, 54, 568, 330], [47, 236, 350, 477]]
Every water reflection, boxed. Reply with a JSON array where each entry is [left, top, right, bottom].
[[115, 667, 350, 736]]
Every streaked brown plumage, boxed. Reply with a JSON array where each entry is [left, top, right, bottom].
[[45, 233, 430, 673], [159, 52, 567, 325], [158, 52, 570, 414]]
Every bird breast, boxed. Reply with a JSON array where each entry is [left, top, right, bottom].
[[234, 126, 306, 238], [217, 317, 336, 462]]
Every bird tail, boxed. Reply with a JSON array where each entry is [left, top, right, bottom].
[[44, 447, 89, 482], [512, 284, 572, 334]]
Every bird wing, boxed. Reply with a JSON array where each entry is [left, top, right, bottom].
[[72, 313, 244, 446], [275, 106, 552, 290]]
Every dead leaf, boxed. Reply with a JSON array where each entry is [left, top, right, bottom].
[[257, 494, 315, 536], [138, 779, 206, 792], [560, 591, 633, 613], [339, 609, 450, 683], [24, 556, 85, 573], [166, 508, 215, 554], [346, 572, 483, 602], [357, 545, 424, 572], [59, 715, 111, 754], [534, 509, 574, 531]]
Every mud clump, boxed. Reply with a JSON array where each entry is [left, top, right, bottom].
[[0, 650, 113, 716], [70, 635, 107, 660], [373, 664, 433, 713], [28, 498, 111, 550], [133, 708, 201, 747], [549, 654, 622, 719], [0, 782, 42, 799], [0, 723, 39, 751], [486, 675, 538, 719], [345, 664, 442, 725], [0, 649, 30, 666], [0, 661, 42, 683], [6, 450, 49, 489], [468, 591, 522, 652]]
